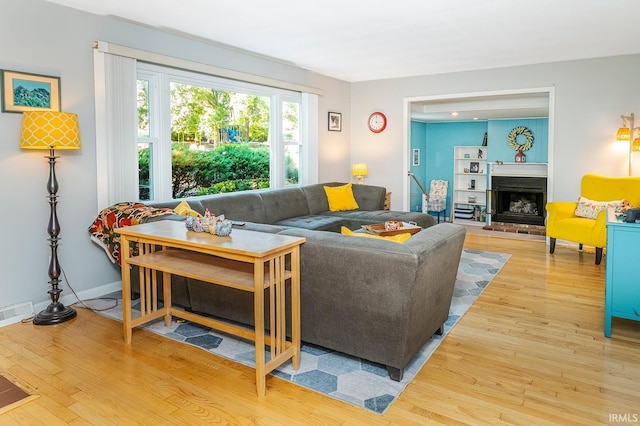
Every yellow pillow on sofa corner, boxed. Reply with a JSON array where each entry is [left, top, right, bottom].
[[324, 183, 359, 211], [341, 226, 411, 244], [174, 200, 202, 217]]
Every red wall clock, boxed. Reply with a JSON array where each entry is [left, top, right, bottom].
[[368, 112, 387, 133]]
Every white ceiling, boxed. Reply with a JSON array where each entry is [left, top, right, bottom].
[[42, 0, 640, 83]]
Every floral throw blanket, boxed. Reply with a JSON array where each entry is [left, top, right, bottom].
[[88, 202, 175, 265]]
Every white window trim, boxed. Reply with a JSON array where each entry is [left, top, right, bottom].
[[94, 41, 320, 206], [138, 63, 306, 199], [93, 40, 324, 96]]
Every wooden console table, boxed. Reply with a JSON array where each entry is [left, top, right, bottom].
[[115, 220, 306, 396]]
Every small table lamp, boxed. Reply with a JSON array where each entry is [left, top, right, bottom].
[[352, 163, 368, 185], [20, 111, 81, 325]]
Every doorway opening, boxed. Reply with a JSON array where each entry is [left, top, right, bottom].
[[403, 87, 555, 221]]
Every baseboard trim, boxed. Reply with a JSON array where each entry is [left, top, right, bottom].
[[32, 281, 122, 314]]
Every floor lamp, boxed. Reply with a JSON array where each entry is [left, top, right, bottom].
[[20, 111, 81, 325], [616, 112, 640, 175]]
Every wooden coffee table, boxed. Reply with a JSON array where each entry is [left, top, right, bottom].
[[115, 220, 305, 396]]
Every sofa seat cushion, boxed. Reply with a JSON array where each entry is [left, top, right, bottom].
[[552, 216, 600, 238], [274, 215, 346, 232]]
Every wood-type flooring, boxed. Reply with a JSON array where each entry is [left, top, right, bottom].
[[0, 231, 638, 425]]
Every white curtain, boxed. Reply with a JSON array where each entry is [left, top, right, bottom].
[[93, 49, 138, 209]]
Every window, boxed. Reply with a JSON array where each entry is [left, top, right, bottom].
[[283, 100, 300, 186], [137, 63, 303, 201]]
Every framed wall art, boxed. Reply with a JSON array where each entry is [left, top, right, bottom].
[[1, 70, 60, 113], [328, 111, 342, 132], [412, 148, 420, 166]]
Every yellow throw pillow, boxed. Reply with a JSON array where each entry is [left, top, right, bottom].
[[324, 183, 359, 211], [341, 226, 411, 244], [174, 200, 202, 217]]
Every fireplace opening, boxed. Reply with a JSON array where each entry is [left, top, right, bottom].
[[492, 176, 547, 226]]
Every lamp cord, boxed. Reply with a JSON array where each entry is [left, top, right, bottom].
[[62, 266, 119, 312], [20, 268, 118, 324]]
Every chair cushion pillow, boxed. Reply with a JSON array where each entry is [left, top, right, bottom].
[[574, 196, 625, 219], [324, 183, 359, 211], [340, 226, 411, 243]]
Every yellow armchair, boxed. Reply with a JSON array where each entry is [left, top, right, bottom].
[[546, 174, 640, 264]]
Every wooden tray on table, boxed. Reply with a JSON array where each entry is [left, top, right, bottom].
[[361, 222, 422, 237]]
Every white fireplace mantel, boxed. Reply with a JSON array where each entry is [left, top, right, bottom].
[[489, 162, 548, 178]]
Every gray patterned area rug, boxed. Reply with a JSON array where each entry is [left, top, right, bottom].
[[96, 249, 509, 415]]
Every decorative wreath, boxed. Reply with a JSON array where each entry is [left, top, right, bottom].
[[507, 126, 534, 151]]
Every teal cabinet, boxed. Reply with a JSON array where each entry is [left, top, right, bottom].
[[605, 210, 640, 337]]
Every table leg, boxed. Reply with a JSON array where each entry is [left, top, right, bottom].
[[120, 236, 133, 344], [254, 259, 266, 397], [291, 247, 301, 370], [163, 271, 172, 327]]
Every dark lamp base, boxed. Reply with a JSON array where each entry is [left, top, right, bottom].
[[33, 303, 77, 325]]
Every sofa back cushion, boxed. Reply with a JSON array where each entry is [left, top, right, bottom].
[[582, 174, 640, 207], [199, 191, 267, 223], [302, 183, 335, 213], [303, 182, 386, 214], [351, 184, 386, 210], [260, 187, 311, 224]]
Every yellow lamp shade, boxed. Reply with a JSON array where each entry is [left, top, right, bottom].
[[20, 111, 81, 150], [632, 138, 640, 152], [351, 163, 368, 177], [616, 126, 631, 141]]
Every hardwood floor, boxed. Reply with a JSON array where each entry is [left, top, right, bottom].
[[1, 232, 638, 425]]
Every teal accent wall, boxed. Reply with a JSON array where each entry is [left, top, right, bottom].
[[410, 117, 548, 216], [487, 119, 548, 163], [409, 121, 427, 211], [410, 120, 487, 212]]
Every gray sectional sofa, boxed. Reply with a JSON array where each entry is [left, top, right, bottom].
[[135, 182, 466, 381]]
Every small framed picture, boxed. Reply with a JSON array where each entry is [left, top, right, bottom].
[[328, 111, 342, 132], [412, 148, 420, 166], [470, 162, 480, 173], [1, 70, 61, 113]]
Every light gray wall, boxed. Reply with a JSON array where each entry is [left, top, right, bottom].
[[0, 0, 350, 311], [351, 55, 640, 210], [3, 0, 637, 311]]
